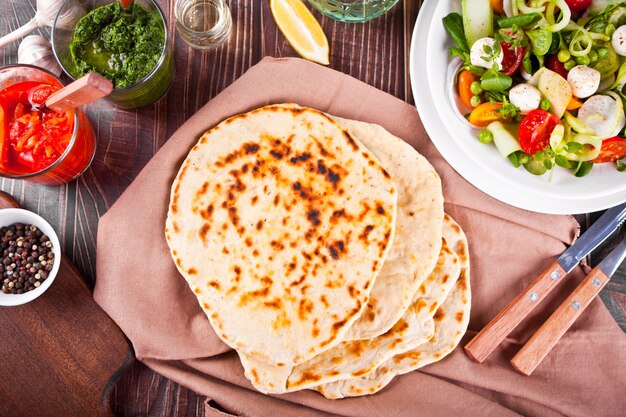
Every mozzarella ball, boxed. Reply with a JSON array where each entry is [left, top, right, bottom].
[[509, 84, 542, 114], [567, 65, 601, 98], [470, 37, 503, 70], [612, 25, 626, 56]]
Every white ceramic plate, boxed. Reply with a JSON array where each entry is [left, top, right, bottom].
[[410, 0, 626, 214]]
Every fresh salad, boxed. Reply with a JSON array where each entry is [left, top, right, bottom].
[[444, 0, 626, 177]]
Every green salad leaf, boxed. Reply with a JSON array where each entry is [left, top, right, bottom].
[[443, 13, 469, 53], [527, 29, 553, 56], [497, 13, 542, 29], [480, 69, 512, 92]]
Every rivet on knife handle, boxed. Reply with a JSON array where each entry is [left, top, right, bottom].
[[464, 261, 566, 363], [510, 267, 610, 376]]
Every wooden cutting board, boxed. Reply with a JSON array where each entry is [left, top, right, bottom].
[[0, 191, 132, 417]]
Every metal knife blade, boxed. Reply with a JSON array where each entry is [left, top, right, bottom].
[[557, 202, 626, 273], [597, 235, 626, 278]]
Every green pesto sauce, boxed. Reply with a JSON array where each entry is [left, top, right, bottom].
[[69, 3, 164, 89]]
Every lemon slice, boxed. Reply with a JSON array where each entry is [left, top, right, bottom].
[[270, 0, 330, 65]]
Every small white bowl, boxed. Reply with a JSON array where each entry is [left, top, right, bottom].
[[0, 209, 61, 306]]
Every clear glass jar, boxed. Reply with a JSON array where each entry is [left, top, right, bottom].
[[51, 0, 175, 109], [307, 0, 400, 23], [175, 0, 232, 49], [0, 65, 96, 184]]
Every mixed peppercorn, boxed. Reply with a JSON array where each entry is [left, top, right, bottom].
[[0, 223, 55, 295]]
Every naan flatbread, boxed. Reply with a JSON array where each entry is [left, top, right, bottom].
[[240, 222, 460, 394], [166, 104, 397, 366], [333, 117, 444, 341], [314, 214, 471, 399]]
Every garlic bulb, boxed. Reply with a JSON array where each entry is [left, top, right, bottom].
[[18, 35, 62, 77], [0, 0, 85, 48]]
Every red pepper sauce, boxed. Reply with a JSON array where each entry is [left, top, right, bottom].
[[0, 81, 74, 174]]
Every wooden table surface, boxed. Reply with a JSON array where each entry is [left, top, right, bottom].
[[1, 0, 624, 416]]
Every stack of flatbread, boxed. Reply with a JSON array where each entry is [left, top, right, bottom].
[[165, 104, 471, 399]]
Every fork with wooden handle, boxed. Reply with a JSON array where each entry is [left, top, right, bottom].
[[464, 202, 626, 363], [511, 235, 626, 375]]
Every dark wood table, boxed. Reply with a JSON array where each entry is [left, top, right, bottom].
[[1, 1, 624, 415]]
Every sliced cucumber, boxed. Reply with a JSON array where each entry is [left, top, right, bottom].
[[462, 0, 493, 48], [487, 121, 522, 158]]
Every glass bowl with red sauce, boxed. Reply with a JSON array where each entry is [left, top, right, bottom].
[[0, 65, 96, 184]]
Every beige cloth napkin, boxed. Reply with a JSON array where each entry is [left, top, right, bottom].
[[95, 57, 626, 417]]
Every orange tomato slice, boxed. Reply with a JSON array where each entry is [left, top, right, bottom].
[[468, 102, 504, 127], [458, 70, 477, 108]]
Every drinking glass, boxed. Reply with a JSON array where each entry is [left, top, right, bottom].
[[307, 0, 400, 22], [0, 65, 96, 185], [175, 0, 233, 49]]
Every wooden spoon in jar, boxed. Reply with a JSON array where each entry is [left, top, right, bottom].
[[44, 72, 113, 113]]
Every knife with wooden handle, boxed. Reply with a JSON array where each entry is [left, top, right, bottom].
[[511, 236, 626, 375], [464, 202, 626, 363]]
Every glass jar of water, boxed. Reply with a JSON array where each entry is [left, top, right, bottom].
[[307, 0, 400, 23]]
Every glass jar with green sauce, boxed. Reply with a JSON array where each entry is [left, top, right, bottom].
[[52, 0, 174, 109]]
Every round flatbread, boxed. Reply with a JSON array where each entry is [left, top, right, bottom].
[[314, 214, 471, 399], [165, 104, 397, 366], [239, 220, 460, 394], [332, 117, 444, 341]]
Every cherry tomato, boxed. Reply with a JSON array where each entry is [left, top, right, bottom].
[[491, 0, 505, 15], [545, 54, 569, 79], [591, 137, 626, 163], [564, 0, 592, 13], [500, 42, 524, 76], [518, 109, 561, 155], [458, 70, 477, 108], [468, 102, 505, 127]]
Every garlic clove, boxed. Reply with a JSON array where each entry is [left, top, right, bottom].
[[18, 35, 63, 77]]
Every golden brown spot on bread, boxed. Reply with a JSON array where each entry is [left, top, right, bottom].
[[188, 268, 197, 275], [312, 318, 320, 338], [328, 370, 340, 376], [208, 280, 221, 290], [261, 276, 273, 287], [394, 351, 421, 363], [298, 298, 314, 320], [194, 288, 201, 295], [288, 371, 321, 388], [199, 224, 210, 242], [264, 298, 282, 309], [306, 209, 321, 226], [245, 237, 253, 247], [251, 196, 258, 205], [442, 274, 450, 284], [351, 368, 370, 377], [319, 294, 329, 309], [456, 311, 464, 323], [250, 368, 259, 383], [222, 246, 229, 254], [244, 143, 259, 154], [376, 204, 386, 215], [252, 249, 259, 257], [348, 341, 365, 356], [270, 240, 285, 251], [343, 131, 359, 151], [173, 222, 180, 233], [457, 272, 467, 290], [203, 302, 210, 309], [415, 299, 427, 312], [290, 275, 306, 287], [358, 225, 375, 242], [434, 308, 445, 321], [256, 220, 264, 231]]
